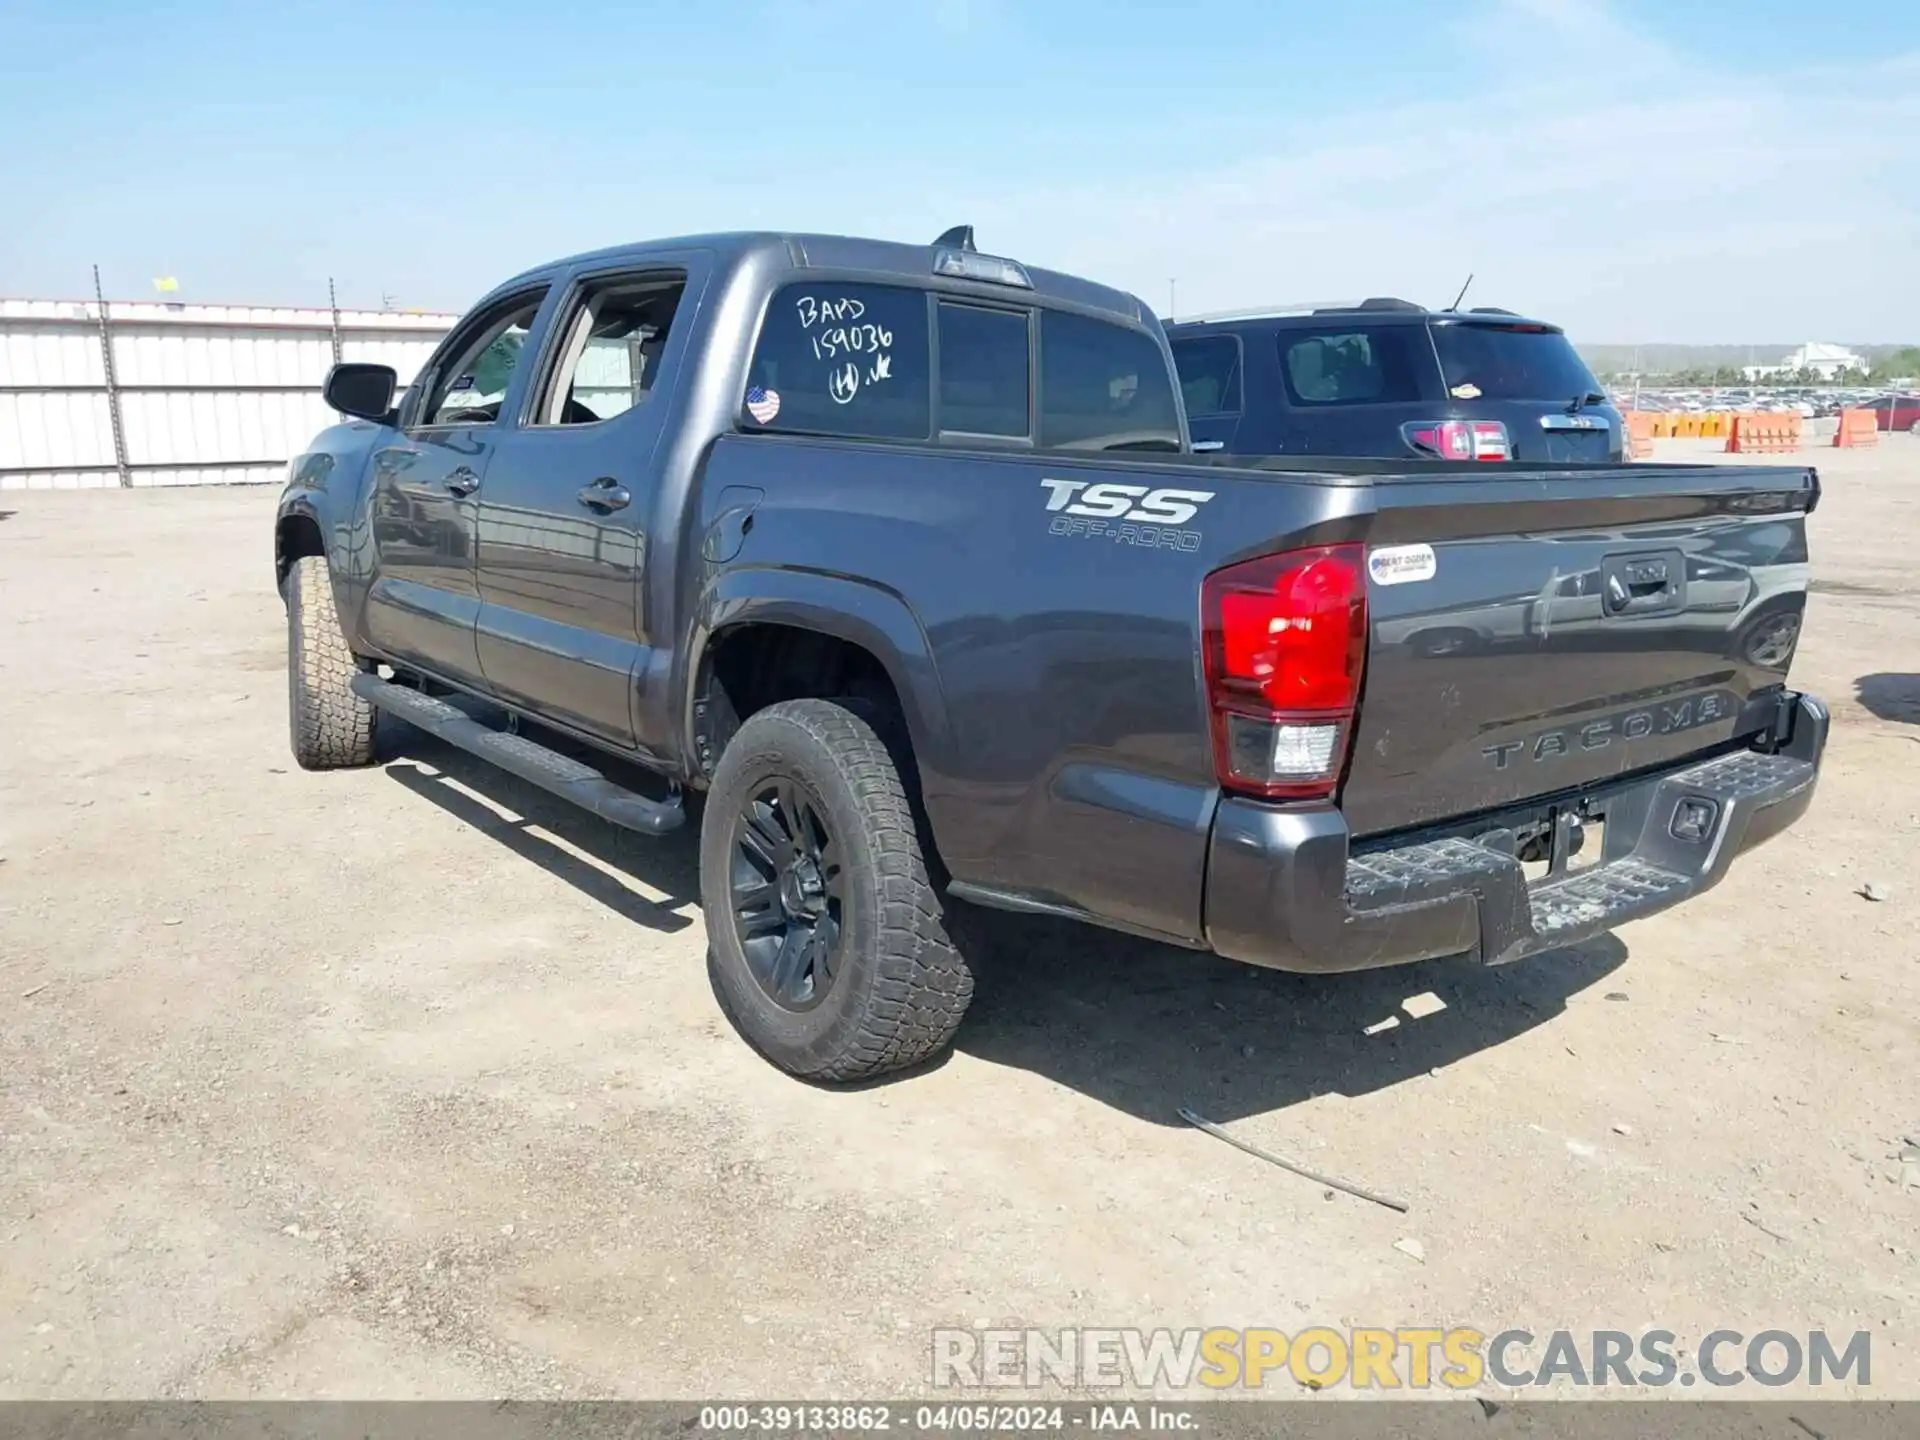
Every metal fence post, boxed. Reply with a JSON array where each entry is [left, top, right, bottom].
[[93, 265, 132, 488], [328, 277, 343, 366]]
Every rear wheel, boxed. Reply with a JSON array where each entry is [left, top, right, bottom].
[[701, 698, 973, 1082], [286, 554, 377, 770]]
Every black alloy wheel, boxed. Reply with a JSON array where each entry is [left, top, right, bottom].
[[728, 776, 844, 1011]]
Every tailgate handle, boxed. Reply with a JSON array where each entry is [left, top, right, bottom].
[[1601, 550, 1685, 616]]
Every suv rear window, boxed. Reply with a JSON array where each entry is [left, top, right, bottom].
[[1039, 311, 1181, 451], [1429, 321, 1602, 402], [744, 282, 931, 440], [1278, 325, 1434, 407]]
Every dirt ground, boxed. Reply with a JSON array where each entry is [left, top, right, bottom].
[[2, 440, 1917, 1402]]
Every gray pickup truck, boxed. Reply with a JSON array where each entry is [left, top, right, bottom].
[[276, 228, 1828, 1082]]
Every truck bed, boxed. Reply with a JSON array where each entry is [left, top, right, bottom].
[[690, 434, 1817, 939]]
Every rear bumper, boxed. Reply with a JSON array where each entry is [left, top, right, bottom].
[[1204, 692, 1827, 973]]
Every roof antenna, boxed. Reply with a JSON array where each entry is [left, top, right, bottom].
[[933, 225, 977, 252], [1446, 272, 1474, 311]]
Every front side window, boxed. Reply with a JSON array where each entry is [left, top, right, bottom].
[[937, 302, 1029, 437], [1171, 335, 1243, 417], [743, 283, 930, 440], [1038, 310, 1181, 451], [1279, 324, 1432, 407], [533, 273, 686, 426], [422, 292, 546, 427]]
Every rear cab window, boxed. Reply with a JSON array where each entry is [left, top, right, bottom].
[[1428, 321, 1604, 402], [1039, 310, 1181, 451], [938, 302, 1030, 439], [744, 283, 932, 439], [1278, 324, 1439, 408], [744, 280, 1180, 452]]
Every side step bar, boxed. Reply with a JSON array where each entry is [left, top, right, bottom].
[[351, 674, 685, 836]]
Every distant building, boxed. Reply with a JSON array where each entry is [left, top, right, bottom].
[[1742, 342, 1865, 381]]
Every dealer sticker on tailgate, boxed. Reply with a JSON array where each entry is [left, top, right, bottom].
[[1368, 543, 1437, 586]]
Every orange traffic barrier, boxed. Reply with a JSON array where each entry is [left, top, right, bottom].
[[1622, 411, 1656, 459], [1834, 408, 1879, 448], [1675, 413, 1699, 438], [1725, 413, 1803, 454]]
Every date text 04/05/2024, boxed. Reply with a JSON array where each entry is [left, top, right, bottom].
[[695, 1403, 1197, 1433]]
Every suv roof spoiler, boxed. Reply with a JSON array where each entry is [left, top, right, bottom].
[[1171, 297, 1426, 325]]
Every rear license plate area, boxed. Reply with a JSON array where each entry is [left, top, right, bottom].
[[1541, 430, 1611, 463], [1512, 803, 1607, 885]]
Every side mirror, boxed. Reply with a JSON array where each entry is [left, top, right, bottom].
[[323, 362, 398, 422]]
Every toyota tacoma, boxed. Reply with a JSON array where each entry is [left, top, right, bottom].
[[276, 228, 1827, 1082]]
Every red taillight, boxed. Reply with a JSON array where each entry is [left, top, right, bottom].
[[1201, 544, 1368, 800], [1402, 419, 1510, 461]]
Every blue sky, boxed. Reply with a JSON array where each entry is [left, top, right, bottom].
[[2, 0, 1915, 342]]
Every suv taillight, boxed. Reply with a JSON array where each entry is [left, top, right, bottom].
[[1403, 419, 1510, 460], [1201, 544, 1368, 800]]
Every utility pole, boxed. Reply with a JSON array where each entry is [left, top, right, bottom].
[[1168, 278, 1177, 321], [93, 265, 131, 489], [327, 276, 343, 366]]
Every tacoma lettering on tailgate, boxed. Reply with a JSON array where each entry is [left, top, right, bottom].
[[1481, 690, 1737, 770]]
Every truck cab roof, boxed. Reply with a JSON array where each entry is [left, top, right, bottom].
[[494, 231, 1146, 326]]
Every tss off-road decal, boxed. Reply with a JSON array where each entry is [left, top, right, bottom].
[[1039, 478, 1215, 552]]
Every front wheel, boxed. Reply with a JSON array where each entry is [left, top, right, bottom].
[[700, 699, 974, 1082], [286, 554, 377, 770]]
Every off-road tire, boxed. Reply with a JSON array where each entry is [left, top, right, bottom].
[[702, 698, 974, 1082], [286, 554, 377, 770]]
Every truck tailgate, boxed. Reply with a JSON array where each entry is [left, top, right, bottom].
[[1341, 463, 1815, 837]]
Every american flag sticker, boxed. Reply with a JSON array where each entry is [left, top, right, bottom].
[[745, 386, 781, 425]]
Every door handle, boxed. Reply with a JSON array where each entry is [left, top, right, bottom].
[[577, 477, 631, 512], [444, 465, 480, 496]]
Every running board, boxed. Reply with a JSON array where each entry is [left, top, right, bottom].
[[351, 674, 685, 835]]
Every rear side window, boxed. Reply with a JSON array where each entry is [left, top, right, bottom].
[[1429, 322, 1602, 402], [744, 283, 931, 440], [1170, 336, 1242, 416], [1279, 325, 1433, 407], [532, 271, 685, 426], [1039, 311, 1181, 451], [938, 302, 1029, 437]]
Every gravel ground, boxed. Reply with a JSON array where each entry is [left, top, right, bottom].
[[2, 440, 1917, 1401]]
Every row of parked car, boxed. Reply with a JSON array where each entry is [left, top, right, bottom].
[[1629, 388, 1920, 429]]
